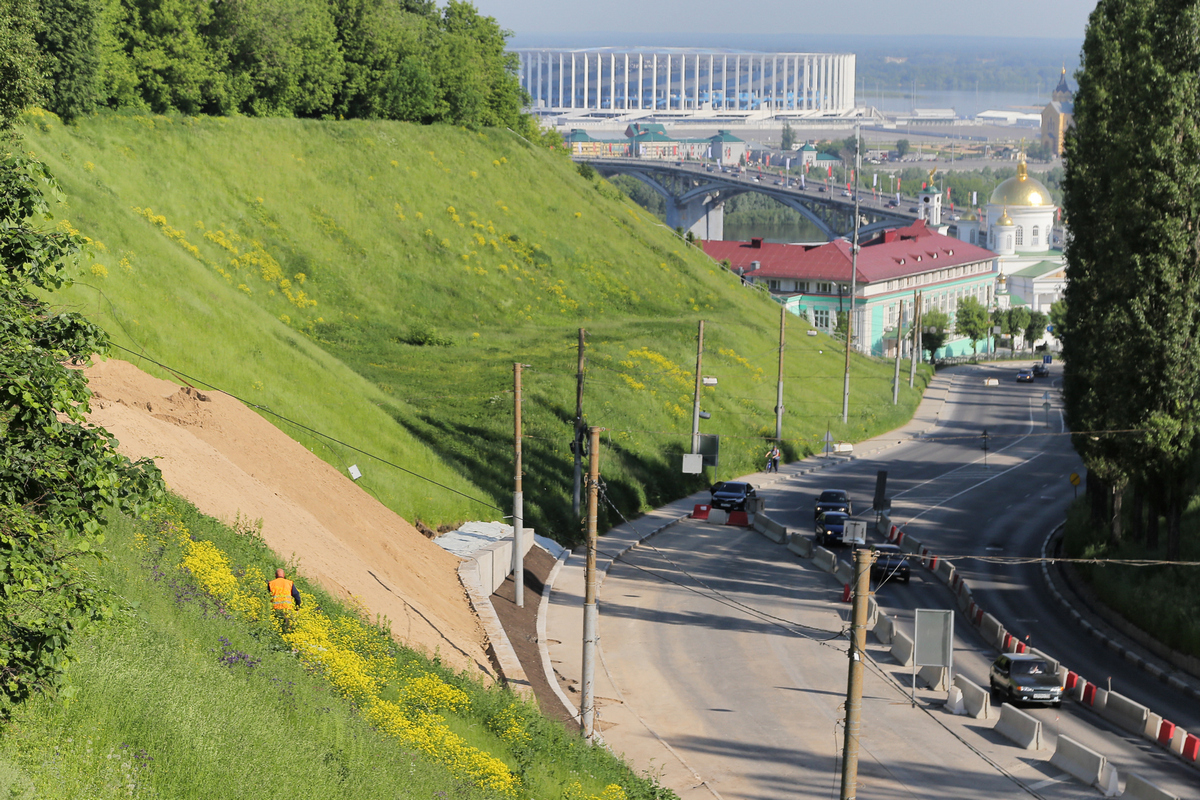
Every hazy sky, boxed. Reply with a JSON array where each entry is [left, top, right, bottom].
[[473, 0, 1097, 41]]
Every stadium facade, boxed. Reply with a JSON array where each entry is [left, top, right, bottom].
[[513, 48, 856, 118]]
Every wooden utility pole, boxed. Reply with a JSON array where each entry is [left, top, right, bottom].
[[581, 426, 601, 740], [775, 305, 786, 442], [513, 363, 524, 608], [840, 546, 872, 800], [691, 320, 705, 453], [909, 290, 921, 388], [573, 328, 586, 518]]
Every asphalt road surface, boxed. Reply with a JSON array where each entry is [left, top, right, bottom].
[[596, 363, 1199, 799]]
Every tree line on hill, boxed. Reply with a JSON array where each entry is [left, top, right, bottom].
[[21, 0, 542, 136], [1061, 0, 1200, 561]]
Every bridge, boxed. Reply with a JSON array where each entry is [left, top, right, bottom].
[[575, 157, 920, 241]]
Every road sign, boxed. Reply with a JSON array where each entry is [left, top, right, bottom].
[[843, 519, 867, 545], [1069, 472, 1081, 486], [1042, 391, 1051, 402]]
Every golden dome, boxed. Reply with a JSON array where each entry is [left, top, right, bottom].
[[996, 207, 1014, 226], [990, 154, 1051, 206]]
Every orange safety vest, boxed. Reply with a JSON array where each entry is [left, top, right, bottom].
[[268, 577, 295, 610]]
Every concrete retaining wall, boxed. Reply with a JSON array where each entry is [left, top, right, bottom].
[[813, 546, 837, 573], [953, 674, 991, 719], [1101, 690, 1149, 736], [1049, 735, 1112, 793], [472, 531, 537, 595], [891, 628, 914, 667], [786, 533, 813, 558], [994, 703, 1043, 750], [918, 664, 946, 691], [1124, 772, 1180, 800]]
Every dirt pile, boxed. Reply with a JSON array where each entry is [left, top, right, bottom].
[[84, 359, 493, 678]]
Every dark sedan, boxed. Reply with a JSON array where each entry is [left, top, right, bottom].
[[814, 489, 852, 520], [815, 511, 849, 547], [989, 653, 1064, 706], [870, 544, 910, 584], [709, 481, 756, 512], [1033, 363, 1050, 378], [1016, 368, 1034, 382]]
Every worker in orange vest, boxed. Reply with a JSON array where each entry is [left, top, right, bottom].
[[267, 568, 302, 631]]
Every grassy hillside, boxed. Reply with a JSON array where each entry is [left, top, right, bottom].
[[0, 497, 665, 800], [22, 109, 930, 543]]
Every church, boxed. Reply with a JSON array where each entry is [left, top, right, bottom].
[[1041, 68, 1075, 158]]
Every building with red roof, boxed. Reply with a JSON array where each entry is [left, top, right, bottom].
[[702, 220, 998, 357]]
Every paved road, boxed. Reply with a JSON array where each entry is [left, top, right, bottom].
[[548, 363, 1199, 799]]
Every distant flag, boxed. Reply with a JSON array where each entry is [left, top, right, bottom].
[[707, 145, 713, 158], [827, 165, 833, 177], [872, 173, 877, 187], [971, 190, 977, 206]]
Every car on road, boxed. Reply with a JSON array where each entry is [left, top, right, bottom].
[[886, 199, 899, 208], [814, 489, 852, 519], [709, 481, 756, 512], [814, 511, 849, 547], [1016, 368, 1034, 382], [989, 653, 1064, 706], [818, 186, 828, 192], [908, 206, 918, 212], [841, 189, 852, 197], [870, 543, 911, 583], [1032, 363, 1050, 378]]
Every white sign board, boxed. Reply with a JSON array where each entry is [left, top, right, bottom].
[[914, 608, 954, 669], [843, 519, 867, 545], [682, 453, 704, 474]]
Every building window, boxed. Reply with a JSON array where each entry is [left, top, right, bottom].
[[816, 281, 833, 294], [1032, 226, 1039, 246], [813, 308, 830, 329], [1016, 226, 1024, 247], [888, 303, 897, 326], [768, 280, 780, 290]]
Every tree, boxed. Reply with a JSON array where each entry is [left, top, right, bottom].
[[954, 296, 990, 354], [1008, 307, 1031, 350], [896, 139, 911, 158], [0, 0, 44, 130], [780, 120, 795, 151], [1025, 310, 1048, 347], [1048, 298, 1068, 345], [33, 0, 101, 122], [1062, 0, 1200, 558], [0, 152, 165, 714], [920, 308, 950, 360]]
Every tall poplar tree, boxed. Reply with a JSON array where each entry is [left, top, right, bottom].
[[1063, 0, 1200, 559]]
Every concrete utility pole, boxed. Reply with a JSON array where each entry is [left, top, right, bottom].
[[775, 305, 786, 442], [841, 125, 861, 425], [581, 426, 601, 740], [573, 329, 586, 518], [691, 320, 705, 453], [909, 291, 921, 388], [513, 363, 525, 608], [892, 304, 903, 405], [839, 546, 872, 800]]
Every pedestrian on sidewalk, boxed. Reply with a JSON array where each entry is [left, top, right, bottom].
[[765, 444, 780, 473]]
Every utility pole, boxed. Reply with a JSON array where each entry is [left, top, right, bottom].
[[841, 125, 861, 425], [839, 546, 872, 800], [691, 320, 705, 453], [775, 305, 786, 442], [573, 328, 586, 518], [513, 363, 525, 608], [581, 426, 601, 740], [892, 305, 903, 405], [909, 290, 921, 388]]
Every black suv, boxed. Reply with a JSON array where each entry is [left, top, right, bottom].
[[814, 489, 852, 520], [814, 511, 849, 547], [1032, 363, 1050, 378], [709, 481, 756, 512], [989, 653, 1063, 706]]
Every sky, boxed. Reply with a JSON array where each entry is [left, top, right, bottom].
[[472, 0, 1097, 42]]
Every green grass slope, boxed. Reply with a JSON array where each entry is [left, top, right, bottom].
[[22, 109, 930, 543]]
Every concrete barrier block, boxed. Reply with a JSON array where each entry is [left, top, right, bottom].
[[901, 536, 923, 555], [936, 559, 955, 584], [866, 596, 878, 627], [1093, 686, 1109, 713], [995, 703, 1043, 750], [752, 516, 786, 543], [1123, 773, 1180, 800], [891, 628, 914, 667], [1169, 727, 1187, 755], [918, 664, 946, 691], [813, 546, 837, 573], [1101, 690, 1149, 735], [786, 533, 813, 559], [1142, 712, 1163, 743], [1049, 735, 1108, 791], [833, 560, 854, 585], [981, 613, 1004, 648], [953, 674, 991, 719], [873, 613, 895, 645]]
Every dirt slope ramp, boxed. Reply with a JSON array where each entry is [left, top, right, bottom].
[[84, 359, 493, 678]]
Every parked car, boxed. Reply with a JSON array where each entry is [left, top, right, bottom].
[[870, 543, 910, 583], [815, 511, 849, 547], [989, 653, 1064, 706], [709, 481, 756, 512], [886, 200, 899, 208], [1032, 363, 1050, 378], [814, 489, 852, 519], [1016, 368, 1034, 382]]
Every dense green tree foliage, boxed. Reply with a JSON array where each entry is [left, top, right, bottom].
[[1063, 0, 1200, 557], [953, 296, 989, 353], [23, 0, 531, 130], [1, 0, 44, 129], [919, 308, 950, 359]]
